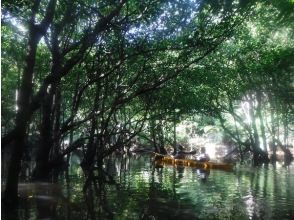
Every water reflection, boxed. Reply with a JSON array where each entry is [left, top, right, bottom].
[[2, 154, 294, 220], [196, 169, 210, 182]]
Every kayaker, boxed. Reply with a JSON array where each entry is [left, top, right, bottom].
[[196, 147, 210, 162], [172, 144, 186, 159]]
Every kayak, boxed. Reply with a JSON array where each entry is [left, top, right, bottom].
[[154, 154, 234, 171]]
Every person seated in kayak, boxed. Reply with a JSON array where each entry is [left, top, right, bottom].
[[172, 144, 186, 159], [196, 147, 210, 162]]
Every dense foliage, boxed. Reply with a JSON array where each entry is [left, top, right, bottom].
[[1, 0, 293, 206]]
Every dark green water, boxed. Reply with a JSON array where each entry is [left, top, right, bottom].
[[5, 154, 294, 219]]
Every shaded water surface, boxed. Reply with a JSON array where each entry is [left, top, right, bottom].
[[3, 154, 294, 219]]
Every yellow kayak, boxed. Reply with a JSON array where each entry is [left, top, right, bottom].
[[154, 154, 234, 171]]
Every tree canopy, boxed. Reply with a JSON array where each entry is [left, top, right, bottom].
[[1, 0, 294, 206]]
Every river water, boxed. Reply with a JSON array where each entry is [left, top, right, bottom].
[[4, 154, 294, 220]]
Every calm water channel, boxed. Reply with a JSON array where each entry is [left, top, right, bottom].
[[3, 154, 294, 220]]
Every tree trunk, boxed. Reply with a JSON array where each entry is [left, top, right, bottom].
[[268, 92, 278, 161], [52, 85, 62, 158], [3, 0, 57, 206], [81, 118, 97, 171], [81, 83, 100, 170], [248, 94, 269, 164], [3, 21, 41, 206], [282, 107, 289, 146], [150, 119, 159, 153], [275, 139, 293, 163], [157, 120, 167, 155], [173, 110, 177, 155], [34, 21, 65, 179], [233, 117, 243, 162], [248, 94, 260, 149], [33, 86, 55, 180], [256, 90, 267, 153]]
